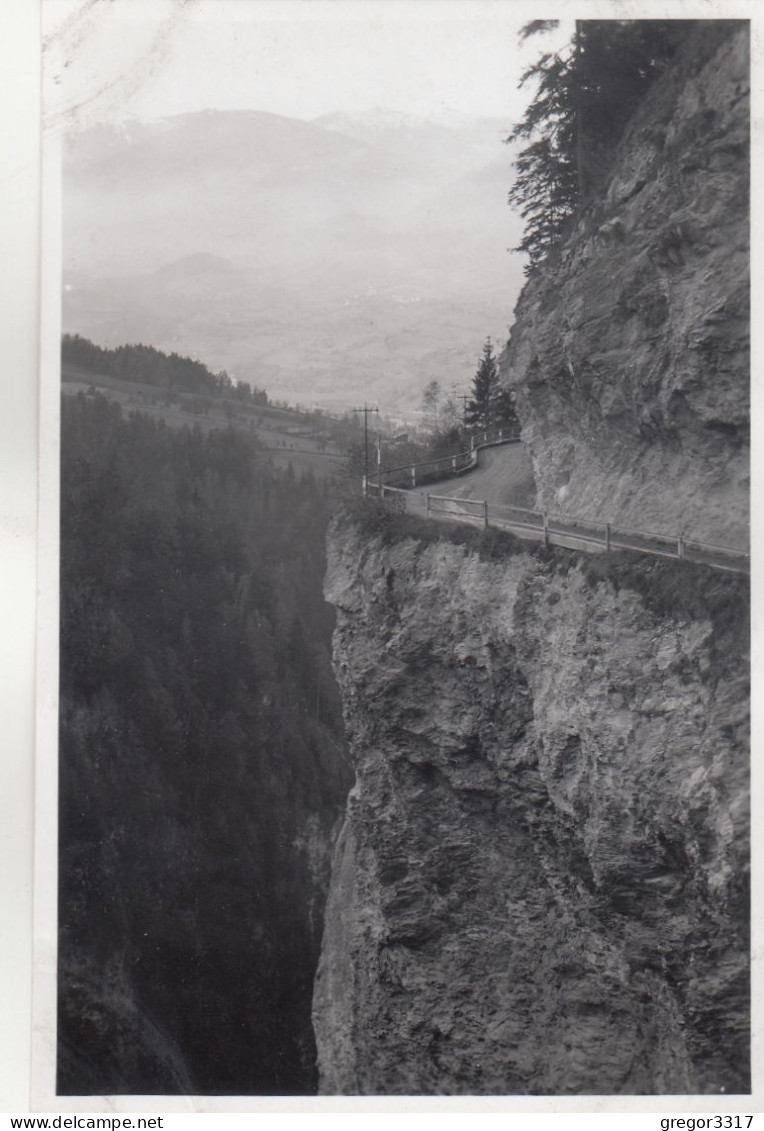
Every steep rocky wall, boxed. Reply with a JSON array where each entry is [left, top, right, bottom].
[[313, 519, 749, 1095], [502, 23, 749, 548]]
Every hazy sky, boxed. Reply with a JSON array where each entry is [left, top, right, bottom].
[[43, 0, 572, 129]]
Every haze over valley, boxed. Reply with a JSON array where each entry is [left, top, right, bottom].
[[64, 107, 525, 416]]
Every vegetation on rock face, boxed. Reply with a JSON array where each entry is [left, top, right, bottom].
[[338, 494, 531, 562], [504, 20, 749, 547], [508, 20, 697, 269], [58, 392, 352, 1094]]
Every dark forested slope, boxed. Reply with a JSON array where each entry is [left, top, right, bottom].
[[58, 394, 352, 1094]]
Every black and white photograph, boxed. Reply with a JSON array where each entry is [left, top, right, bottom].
[[25, 0, 754, 1109]]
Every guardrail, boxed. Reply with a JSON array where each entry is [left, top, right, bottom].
[[366, 484, 749, 576], [369, 427, 520, 491]]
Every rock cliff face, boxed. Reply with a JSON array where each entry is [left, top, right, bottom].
[[312, 22, 750, 1098], [313, 521, 748, 1094], [502, 23, 749, 548]]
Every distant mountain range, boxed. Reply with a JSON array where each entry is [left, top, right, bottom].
[[63, 108, 526, 415]]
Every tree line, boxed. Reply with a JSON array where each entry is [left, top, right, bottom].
[[62, 332, 269, 405]]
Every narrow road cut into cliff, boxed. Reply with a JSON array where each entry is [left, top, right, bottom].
[[386, 441, 748, 574]]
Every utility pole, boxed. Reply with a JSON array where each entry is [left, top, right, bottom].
[[376, 430, 383, 495], [352, 403, 379, 493], [457, 395, 470, 429]]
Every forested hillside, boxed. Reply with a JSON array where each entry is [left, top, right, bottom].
[[62, 333, 269, 404], [58, 394, 352, 1094]]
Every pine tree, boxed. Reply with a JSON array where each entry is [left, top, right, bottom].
[[466, 338, 500, 432], [508, 25, 577, 270], [508, 20, 695, 271]]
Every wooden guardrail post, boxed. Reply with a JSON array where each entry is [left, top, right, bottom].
[[606, 523, 611, 552], [483, 500, 489, 528], [426, 494, 431, 518], [362, 474, 367, 497], [411, 465, 416, 488], [677, 535, 684, 559], [543, 512, 549, 546]]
